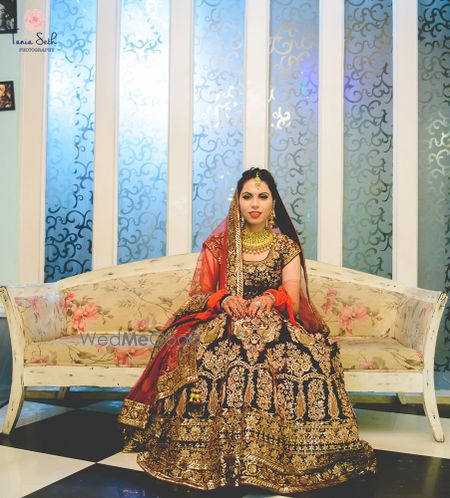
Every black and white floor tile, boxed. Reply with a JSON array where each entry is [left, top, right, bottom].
[[0, 399, 449, 498]]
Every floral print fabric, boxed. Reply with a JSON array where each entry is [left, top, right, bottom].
[[9, 255, 435, 374]]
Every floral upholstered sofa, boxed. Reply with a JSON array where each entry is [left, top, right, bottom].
[[0, 253, 447, 441]]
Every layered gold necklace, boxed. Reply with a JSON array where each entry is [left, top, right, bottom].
[[242, 227, 274, 254]]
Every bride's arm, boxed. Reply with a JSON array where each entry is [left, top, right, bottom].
[[281, 255, 302, 316]]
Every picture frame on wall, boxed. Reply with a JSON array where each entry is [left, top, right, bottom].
[[0, 0, 17, 33], [0, 81, 15, 111]]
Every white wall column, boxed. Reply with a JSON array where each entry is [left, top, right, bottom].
[[392, 0, 418, 286], [166, 0, 194, 255], [317, 0, 345, 266], [243, 0, 270, 170], [92, 0, 121, 270], [18, 0, 50, 283]]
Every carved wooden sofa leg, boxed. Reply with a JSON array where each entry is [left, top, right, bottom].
[[1, 365, 25, 435], [422, 366, 444, 442]]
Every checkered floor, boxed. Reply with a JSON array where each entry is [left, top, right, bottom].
[[0, 398, 449, 497]]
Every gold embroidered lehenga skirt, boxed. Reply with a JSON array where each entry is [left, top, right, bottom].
[[119, 311, 376, 494]]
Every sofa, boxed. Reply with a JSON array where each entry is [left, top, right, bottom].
[[0, 253, 447, 441]]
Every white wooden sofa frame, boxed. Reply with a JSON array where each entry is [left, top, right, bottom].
[[0, 254, 447, 442]]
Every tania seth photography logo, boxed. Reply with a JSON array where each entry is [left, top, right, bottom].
[[11, 28, 57, 52], [1, 3, 58, 53]]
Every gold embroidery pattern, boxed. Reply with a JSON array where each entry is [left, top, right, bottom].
[[265, 343, 286, 371], [225, 365, 246, 408], [187, 377, 209, 410], [118, 399, 150, 429], [175, 387, 187, 416], [307, 378, 326, 420], [256, 369, 273, 410], [131, 408, 375, 494], [225, 192, 243, 296], [241, 233, 304, 300], [275, 379, 295, 419], [296, 384, 306, 418], [156, 339, 198, 400], [166, 292, 211, 325], [310, 341, 332, 375], [281, 235, 302, 266], [337, 380, 356, 419], [197, 313, 228, 346], [286, 320, 317, 346], [232, 312, 282, 365], [119, 226, 375, 492], [208, 380, 220, 415], [328, 379, 341, 419], [200, 338, 241, 377], [204, 233, 224, 259], [285, 342, 313, 375]]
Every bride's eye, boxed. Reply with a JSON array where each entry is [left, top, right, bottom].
[[242, 194, 252, 200]]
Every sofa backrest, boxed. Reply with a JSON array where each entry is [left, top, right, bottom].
[[307, 273, 402, 337], [60, 254, 197, 334], [59, 253, 404, 338]]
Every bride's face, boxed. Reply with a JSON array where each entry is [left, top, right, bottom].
[[239, 178, 273, 230]]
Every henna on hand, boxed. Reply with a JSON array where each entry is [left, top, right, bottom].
[[222, 295, 249, 319], [248, 295, 274, 318]]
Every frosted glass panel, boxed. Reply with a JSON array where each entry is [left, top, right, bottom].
[[191, 0, 245, 251], [269, 0, 319, 258], [118, 0, 169, 263], [418, 0, 450, 381], [45, 0, 97, 282], [343, 0, 393, 277]]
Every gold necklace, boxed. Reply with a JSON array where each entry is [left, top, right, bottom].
[[242, 227, 274, 254]]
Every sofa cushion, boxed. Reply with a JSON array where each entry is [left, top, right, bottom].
[[24, 332, 423, 372], [332, 336, 423, 371], [63, 269, 193, 334], [308, 275, 402, 338], [24, 331, 162, 367]]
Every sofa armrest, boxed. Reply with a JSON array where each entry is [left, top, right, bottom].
[[393, 287, 447, 358], [0, 283, 67, 346]]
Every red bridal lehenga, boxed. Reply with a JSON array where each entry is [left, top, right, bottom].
[[118, 191, 376, 494]]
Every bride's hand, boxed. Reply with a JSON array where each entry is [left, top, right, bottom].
[[248, 295, 274, 318], [221, 295, 249, 319]]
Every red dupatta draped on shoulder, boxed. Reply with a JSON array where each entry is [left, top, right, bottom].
[[118, 190, 329, 428], [189, 189, 242, 297], [118, 195, 239, 423]]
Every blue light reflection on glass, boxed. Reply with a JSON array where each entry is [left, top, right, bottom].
[[45, 0, 97, 282], [117, 0, 169, 263], [269, 0, 320, 259], [191, 0, 245, 251], [343, 0, 393, 277], [417, 0, 450, 382]]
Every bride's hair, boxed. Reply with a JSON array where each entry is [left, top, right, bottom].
[[237, 167, 302, 248]]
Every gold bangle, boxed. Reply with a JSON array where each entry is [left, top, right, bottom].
[[263, 292, 276, 303], [221, 295, 233, 307]]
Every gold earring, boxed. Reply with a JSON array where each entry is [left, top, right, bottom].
[[269, 203, 276, 228]]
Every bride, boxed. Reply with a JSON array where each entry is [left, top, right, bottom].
[[118, 167, 376, 494]]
